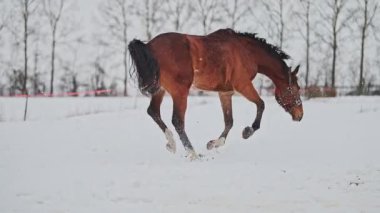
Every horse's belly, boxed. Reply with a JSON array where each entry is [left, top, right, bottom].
[[192, 72, 232, 91]]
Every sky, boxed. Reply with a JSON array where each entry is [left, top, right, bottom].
[[0, 0, 379, 94]]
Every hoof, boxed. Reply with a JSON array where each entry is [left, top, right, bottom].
[[242, 126, 255, 139], [186, 149, 200, 161], [207, 137, 226, 150], [207, 140, 214, 150]]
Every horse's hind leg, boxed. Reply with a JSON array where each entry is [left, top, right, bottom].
[[235, 83, 265, 139], [147, 89, 176, 153], [171, 92, 198, 160], [207, 91, 234, 150]]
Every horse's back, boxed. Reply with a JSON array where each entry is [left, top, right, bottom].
[[147, 29, 253, 93]]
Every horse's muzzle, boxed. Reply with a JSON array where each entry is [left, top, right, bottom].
[[291, 107, 303, 122], [292, 114, 303, 121]]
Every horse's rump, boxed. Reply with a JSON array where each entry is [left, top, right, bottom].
[[147, 33, 194, 94]]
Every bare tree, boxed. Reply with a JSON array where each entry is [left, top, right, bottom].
[[261, 0, 292, 49], [356, 0, 378, 94], [100, 0, 132, 96], [20, 0, 36, 95], [18, 0, 37, 120], [164, 0, 193, 32], [194, 0, 223, 35], [42, 0, 65, 96], [221, 0, 250, 30], [92, 60, 107, 96], [132, 0, 166, 40], [295, 0, 313, 88], [316, 0, 354, 88], [60, 37, 84, 95]]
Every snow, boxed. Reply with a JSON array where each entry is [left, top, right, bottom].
[[1, 96, 380, 212]]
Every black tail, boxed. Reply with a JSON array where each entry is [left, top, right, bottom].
[[128, 39, 160, 95]]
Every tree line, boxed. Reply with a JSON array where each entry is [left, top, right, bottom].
[[0, 0, 379, 97]]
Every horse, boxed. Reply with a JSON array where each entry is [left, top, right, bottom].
[[128, 29, 303, 160]]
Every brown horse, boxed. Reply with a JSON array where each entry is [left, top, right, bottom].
[[129, 29, 303, 160]]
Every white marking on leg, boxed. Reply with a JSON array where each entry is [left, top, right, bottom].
[[214, 137, 226, 148], [165, 129, 176, 153]]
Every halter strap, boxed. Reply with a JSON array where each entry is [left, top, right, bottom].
[[276, 86, 302, 112]]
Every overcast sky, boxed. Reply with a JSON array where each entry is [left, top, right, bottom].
[[1, 0, 379, 91]]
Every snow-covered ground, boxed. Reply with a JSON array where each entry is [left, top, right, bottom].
[[1, 96, 380, 213]]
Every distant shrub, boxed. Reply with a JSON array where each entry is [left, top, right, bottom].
[[370, 90, 380, 96], [304, 86, 337, 98], [323, 87, 337, 97], [304, 86, 323, 99]]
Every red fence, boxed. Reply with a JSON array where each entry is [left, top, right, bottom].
[[2, 89, 112, 97]]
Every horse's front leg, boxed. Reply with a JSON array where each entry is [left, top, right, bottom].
[[207, 91, 234, 150], [236, 83, 265, 139], [171, 93, 198, 160]]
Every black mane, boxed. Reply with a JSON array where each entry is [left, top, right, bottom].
[[236, 31, 290, 61]]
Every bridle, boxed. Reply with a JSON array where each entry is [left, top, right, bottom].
[[275, 71, 302, 112]]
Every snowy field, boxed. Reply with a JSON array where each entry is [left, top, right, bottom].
[[1, 96, 380, 213]]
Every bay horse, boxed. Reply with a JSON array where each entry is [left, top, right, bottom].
[[129, 29, 303, 160]]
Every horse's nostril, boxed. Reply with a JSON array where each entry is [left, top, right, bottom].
[[297, 114, 303, 121], [292, 113, 303, 122]]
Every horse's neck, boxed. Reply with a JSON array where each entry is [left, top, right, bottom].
[[258, 59, 287, 88]]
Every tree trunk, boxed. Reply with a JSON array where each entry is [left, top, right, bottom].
[[305, 1, 310, 88], [231, 0, 238, 29], [145, 0, 152, 40], [23, 0, 29, 121], [123, 27, 128, 96], [331, 5, 338, 90], [202, 17, 207, 35], [359, 26, 366, 95], [23, 9, 28, 95], [122, 2, 128, 96], [50, 27, 57, 96], [332, 36, 337, 88], [33, 40, 40, 95], [358, 0, 368, 95], [279, 0, 284, 49]]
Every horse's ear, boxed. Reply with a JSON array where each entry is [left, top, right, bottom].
[[292, 65, 300, 75]]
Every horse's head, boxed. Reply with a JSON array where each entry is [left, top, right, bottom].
[[275, 65, 303, 121]]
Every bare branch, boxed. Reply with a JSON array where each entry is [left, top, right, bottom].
[[193, 0, 224, 34], [220, 0, 250, 30], [163, 0, 193, 32], [99, 0, 133, 96]]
